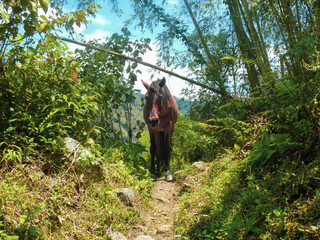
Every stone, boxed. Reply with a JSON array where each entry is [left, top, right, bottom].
[[64, 137, 92, 161], [173, 170, 185, 181], [157, 224, 172, 233], [108, 231, 127, 240], [191, 161, 209, 171], [63, 137, 104, 179], [133, 236, 154, 240], [173, 170, 184, 177], [115, 188, 137, 207]]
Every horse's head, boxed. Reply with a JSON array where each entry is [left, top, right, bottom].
[[142, 77, 167, 128]]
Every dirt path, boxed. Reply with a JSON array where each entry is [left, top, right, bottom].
[[128, 177, 181, 240]]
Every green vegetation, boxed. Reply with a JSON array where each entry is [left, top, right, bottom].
[[174, 116, 320, 239], [1, 0, 320, 239], [0, 151, 153, 239]]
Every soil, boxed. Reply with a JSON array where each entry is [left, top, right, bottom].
[[128, 177, 181, 240]]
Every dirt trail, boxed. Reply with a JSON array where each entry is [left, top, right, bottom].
[[128, 177, 181, 240]]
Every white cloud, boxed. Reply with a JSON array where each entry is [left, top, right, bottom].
[[74, 23, 87, 34], [89, 15, 111, 25], [168, 0, 179, 5], [66, 42, 84, 52], [73, 15, 111, 35], [84, 29, 111, 42], [65, 29, 111, 52]]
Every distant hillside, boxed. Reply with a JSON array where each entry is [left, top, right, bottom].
[[175, 97, 191, 116]]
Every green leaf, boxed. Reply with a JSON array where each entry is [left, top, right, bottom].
[[24, 113, 35, 125], [38, 21, 48, 33], [39, 0, 49, 13], [63, 94, 68, 101], [28, 225, 37, 234], [132, 62, 138, 69], [310, 225, 318, 231], [27, 1, 37, 12], [0, 4, 9, 23], [68, 101, 80, 109], [39, 123, 54, 133], [16, 152, 22, 163], [246, 215, 255, 233], [5, 126, 15, 133], [19, 215, 27, 225]]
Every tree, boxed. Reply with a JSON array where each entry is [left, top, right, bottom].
[[0, 0, 151, 160], [183, 0, 230, 100]]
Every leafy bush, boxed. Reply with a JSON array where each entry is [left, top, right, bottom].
[[75, 28, 150, 147], [0, 0, 101, 164], [0, 37, 100, 164], [171, 115, 216, 169]]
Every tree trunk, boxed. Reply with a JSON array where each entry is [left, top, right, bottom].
[[252, 10, 270, 72], [123, 101, 133, 143], [225, 0, 260, 91], [277, 0, 303, 79], [241, 0, 271, 74], [316, 0, 320, 51]]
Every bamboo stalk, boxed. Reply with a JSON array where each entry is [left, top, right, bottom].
[[53, 35, 217, 93], [182, 0, 230, 99]]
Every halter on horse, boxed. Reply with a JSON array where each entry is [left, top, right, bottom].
[[142, 77, 178, 182]]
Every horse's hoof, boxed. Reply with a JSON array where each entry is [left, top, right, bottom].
[[165, 174, 173, 182]]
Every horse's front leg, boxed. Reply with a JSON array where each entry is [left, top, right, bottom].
[[156, 132, 163, 178], [149, 132, 156, 179], [163, 131, 173, 182]]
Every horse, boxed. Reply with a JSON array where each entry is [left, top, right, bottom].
[[142, 77, 178, 182]]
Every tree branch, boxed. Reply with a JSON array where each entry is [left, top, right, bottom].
[[53, 35, 218, 93], [302, 161, 320, 181]]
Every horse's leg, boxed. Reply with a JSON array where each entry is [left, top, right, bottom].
[[149, 132, 156, 179], [164, 131, 173, 182], [157, 132, 164, 178]]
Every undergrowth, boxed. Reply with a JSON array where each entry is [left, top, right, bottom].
[[174, 114, 320, 240], [0, 147, 154, 239], [175, 152, 320, 239]]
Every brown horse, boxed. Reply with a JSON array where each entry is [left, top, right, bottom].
[[142, 77, 178, 182]]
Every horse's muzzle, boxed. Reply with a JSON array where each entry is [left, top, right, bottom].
[[148, 118, 159, 127]]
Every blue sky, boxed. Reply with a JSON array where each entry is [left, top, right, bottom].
[[64, 0, 190, 97]]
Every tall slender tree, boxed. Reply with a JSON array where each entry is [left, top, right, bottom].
[[225, 0, 261, 91]]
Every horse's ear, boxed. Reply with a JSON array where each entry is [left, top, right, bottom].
[[159, 77, 166, 88], [141, 80, 150, 89]]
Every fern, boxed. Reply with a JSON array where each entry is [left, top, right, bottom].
[[0, 142, 22, 166], [248, 133, 303, 168], [269, 134, 302, 155], [38, 108, 62, 133]]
